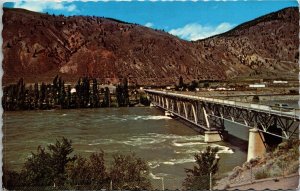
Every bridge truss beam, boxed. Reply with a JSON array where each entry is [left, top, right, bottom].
[[149, 92, 299, 140]]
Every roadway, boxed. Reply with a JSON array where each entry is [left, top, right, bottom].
[[145, 90, 300, 120]]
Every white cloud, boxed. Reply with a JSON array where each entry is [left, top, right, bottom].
[[67, 4, 77, 11], [145, 22, 154, 28], [169, 22, 234, 41], [13, 0, 77, 13]]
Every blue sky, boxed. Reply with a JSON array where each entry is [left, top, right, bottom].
[[4, 1, 298, 40]]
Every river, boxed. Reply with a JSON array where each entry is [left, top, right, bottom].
[[3, 107, 247, 189]]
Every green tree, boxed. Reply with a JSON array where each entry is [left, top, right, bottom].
[[48, 137, 76, 186], [102, 87, 111, 107], [183, 146, 220, 190], [179, 76, 184, 88], [21, 146, 53, 186], [91, 78, 99, 107], [66, 151, 108, 189], [116, 78, 130, 107], [109, 152, 152, 190], [66, 155, 91, 187], [188, 80, 199, 91], [34, 83, 39, 108], [16, 78, 26, 110], [89, 152, 108, 188]]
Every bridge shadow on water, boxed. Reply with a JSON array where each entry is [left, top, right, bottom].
[[225, 134, 248, 152], [174, 116, 249, 151]]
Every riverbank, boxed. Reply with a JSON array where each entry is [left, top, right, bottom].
[[214, 139, 299, 190], [227, 173, 299, 190]]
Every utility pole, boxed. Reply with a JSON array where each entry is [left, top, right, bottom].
[[161, 177, 165, 191], [209, 172, 212, 191]]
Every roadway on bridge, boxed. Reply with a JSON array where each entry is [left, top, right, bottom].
[[146, 90, 300, 120]]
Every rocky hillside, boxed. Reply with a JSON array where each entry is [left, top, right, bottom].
[[215, 139, 299, 190], [2, 7, 298, 85], [196, 7, 299, 79]]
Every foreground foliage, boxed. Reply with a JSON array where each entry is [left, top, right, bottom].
[[3, 137, 152, 190], [183, 146, 220, 190]]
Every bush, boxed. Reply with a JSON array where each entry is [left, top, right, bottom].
[[252, 95, 260, 102], [254, 169, 270, 180], [139, 94, 150, 106]]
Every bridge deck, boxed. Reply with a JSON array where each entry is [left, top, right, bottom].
[[146, 90, 300, 120]]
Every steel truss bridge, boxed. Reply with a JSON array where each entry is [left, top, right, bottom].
[[146, 90, 299, 140]]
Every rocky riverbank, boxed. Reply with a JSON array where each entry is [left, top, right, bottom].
[[214, 139, 299, 190]]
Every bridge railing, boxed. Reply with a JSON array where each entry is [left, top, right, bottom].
[[145, 90, 300, 120]]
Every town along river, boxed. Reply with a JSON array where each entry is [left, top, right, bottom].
[[3, 107, 247, 189]]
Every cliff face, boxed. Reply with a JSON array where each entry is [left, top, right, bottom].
[[2, 7, 299, 85]]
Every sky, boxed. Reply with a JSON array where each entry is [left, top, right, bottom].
[[4, 0, 298, 41]]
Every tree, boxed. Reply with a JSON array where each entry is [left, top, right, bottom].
[[109, 152, 152, 190], [66, 155, 91, 188], [48, 137, 76, 186], [252, 95, 260, 103], [16, 78, 26, 110], [179, 76, 184, 89], [89, 152, 108, 188], [183, 146, 220, 190], [116, 78, 130, 107], [17, 138, 75, 188], [91, 78, 99, 107], [102, 87, 111, 107], [189, 80, 199, 91], [34, 83, 39, 108], [21, 146, 53, 187]]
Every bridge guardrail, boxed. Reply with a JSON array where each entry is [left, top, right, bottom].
[[145, 90, 300, 120]]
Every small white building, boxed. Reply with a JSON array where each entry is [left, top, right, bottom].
[[273, 80, 288, 84], [249, 84, 266, 88]]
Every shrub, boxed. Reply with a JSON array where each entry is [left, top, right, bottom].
[[254, 169, 270, 180]]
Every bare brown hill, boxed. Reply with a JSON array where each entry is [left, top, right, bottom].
[[2, 7, 298, 85], [195, 7, 299, 79]]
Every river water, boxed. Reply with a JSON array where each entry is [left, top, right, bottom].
[[3, 107, 247, 189]]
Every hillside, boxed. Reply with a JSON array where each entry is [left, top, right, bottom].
[[2, 7, 299, 85], [196, 7, 299, 79]]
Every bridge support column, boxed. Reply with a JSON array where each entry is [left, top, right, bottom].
[[204, 131, 223, 143], [247, 128, 266, 162]]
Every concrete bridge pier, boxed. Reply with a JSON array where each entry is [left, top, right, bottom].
[[204, 130, 228, 143], [247, 128, 266, 162]]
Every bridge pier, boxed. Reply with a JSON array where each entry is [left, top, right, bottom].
[[204, 130, 228, 143], [247, 128, 266, 162]]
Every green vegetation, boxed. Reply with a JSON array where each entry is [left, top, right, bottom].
[[3, 137, 152, 190], [175, 76, 216, 91], [183, 146, 220, 190], [225, 139, 299, 186], [116, 78, 130, 107], [2, 76, 146, 111], [254, 169, 270, 180], [257, 139, 300, 179], [252, 95, 260, 102], [139, 93, 151, 106]]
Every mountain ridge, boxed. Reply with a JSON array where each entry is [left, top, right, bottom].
[[2, 7, 298, 85]]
